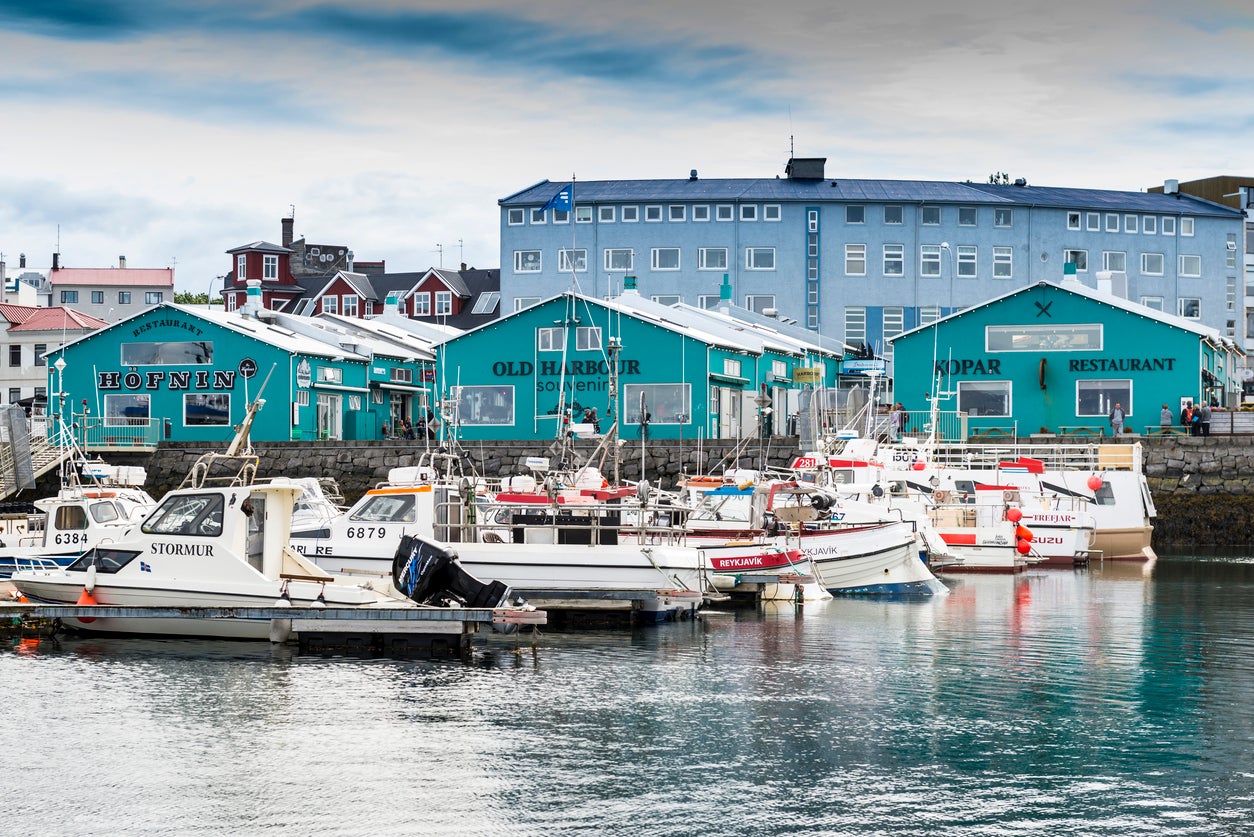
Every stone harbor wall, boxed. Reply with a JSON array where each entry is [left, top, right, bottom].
[[33, 435, 1254, 547]]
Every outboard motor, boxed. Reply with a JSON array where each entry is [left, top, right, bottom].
[[392, 535, 512, 608]]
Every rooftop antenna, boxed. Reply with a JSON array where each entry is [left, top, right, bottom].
[[433, 244, 443, 268], [458, 239, 464, 266]]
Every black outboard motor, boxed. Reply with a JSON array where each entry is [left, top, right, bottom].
[[392, 535, 513, 608]]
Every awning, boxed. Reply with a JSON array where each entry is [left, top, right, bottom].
[[312, 382, 370, 393], [375, 382, 424, 392], [708, 373, 750, 385]]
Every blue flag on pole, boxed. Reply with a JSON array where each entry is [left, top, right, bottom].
[[541, 183, 572, 212]]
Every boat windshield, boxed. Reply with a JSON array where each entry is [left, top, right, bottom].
[[142, 493, 225, 537], [689, 493, 753, 523], [66, 548, 142, 573], [89, 501, 122, 524], [351, 494, 417, 523]]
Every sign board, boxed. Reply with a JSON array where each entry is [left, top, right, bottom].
[[792, 367, 822, 383], [841, 359, 886, 374]]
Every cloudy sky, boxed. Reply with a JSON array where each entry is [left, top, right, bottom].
[[1, 0, 1251, 293]]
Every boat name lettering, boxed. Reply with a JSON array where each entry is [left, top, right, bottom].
[[97, 369, 238, 391], [150, 543, 215, 556], [715, 556, 765, 568], [1035, 536, 1064, 544], [934, 359, 1001, 376], [54, 532, 88, 545], [346, 527, 387, 539], [1068, 358, 1175, 373], [1028, 514, 1075, 523]]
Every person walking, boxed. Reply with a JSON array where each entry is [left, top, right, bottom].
[[1159, 403, 1172, 433], [1108, 402, 1125, 437], [1199, 400, 1212, 437]]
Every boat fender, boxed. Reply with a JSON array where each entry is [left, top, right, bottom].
[[84, 563, 97, 594]]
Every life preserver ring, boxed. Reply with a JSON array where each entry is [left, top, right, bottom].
[[933, 490, 951, 503]]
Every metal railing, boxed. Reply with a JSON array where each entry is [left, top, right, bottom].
[[59, 414, 161, 451]]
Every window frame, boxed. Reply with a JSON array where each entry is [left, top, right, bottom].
[[513, 250, 541, 273], [651, 247, 681, 271], [745, 247, 775, 270], [698, 247, 728, 270]]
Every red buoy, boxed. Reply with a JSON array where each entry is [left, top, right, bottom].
[[1006, 507, 1023, 523], [75, 587, 98, 624], [1015, 524, 1034, 542], [1087, 474, 1103, 491], [912, 461, 926, 471], [1016, 539, 1032, 555]]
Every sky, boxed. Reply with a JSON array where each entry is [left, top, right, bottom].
[[1, 0, 1252, 294]]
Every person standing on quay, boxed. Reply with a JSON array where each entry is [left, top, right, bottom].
[[1160, 404, 1172, 432], [1200, 400, 1212, 437], [1108, 402, 1125, 437], [1180, 402, 1193, 434]]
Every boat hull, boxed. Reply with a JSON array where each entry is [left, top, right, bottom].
[[803, 523, 948, 598]]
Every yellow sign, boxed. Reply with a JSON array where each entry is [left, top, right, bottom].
[[792, 367, 821, 383]]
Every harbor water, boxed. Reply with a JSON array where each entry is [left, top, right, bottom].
[[4, 554, 1254, 836]]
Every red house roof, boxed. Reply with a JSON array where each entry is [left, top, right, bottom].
[[9, 308, 108, 332], [49, 268, 174, 287]]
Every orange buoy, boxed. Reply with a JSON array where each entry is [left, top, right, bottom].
[[1086, 474, 1103, 491], [76, 587, 98, 623], [1016, 539, 1032, 555], [1015, 524, 1034, 542], [1006, 507, 1023, 523]]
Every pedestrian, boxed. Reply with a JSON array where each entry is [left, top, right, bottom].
[[582, 406, 601, 433], [1180, 402, 1193, 434], [1159, 404, 1172, 433], [1199, 400, 1212, 437], [889, 402, 906, 440], [1108, 401, 1125, 437], [401, 417, 415, 439], [381, 422, 389, 439]]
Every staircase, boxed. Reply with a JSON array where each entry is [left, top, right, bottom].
[[0, 434, 73, 501]]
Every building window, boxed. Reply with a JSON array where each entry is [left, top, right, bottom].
[[1124, 214, 1138, 234], [624, 383, 690, 425], [740, 205, 757, 221], [921, 206, 940, 225], [514, 250, 541, 273], [118, 291, 131, 304], [1143, 216, 1157, 235], [104, 393, 150, 427], [1105, 213, 1119, 232], [920, 245, 941, 277], [60, 291, 78, 304], [390, 367, 412, 384], [716, 205, 734, 221], [226, 296, 237, 312], [763, 204, 781, 221], [1229, 234, 1239, 269], [263, 254, 278, 279], [1162, 217, 1176, 235], [745, 248, 775, 270], [145, 292, 163, 304], [576, 326, 602, 351], [1140, 296, 1164, 311], [575, 206, 592, 223], [184, 393, 230, 427], [1103, 251, 1127, 272], [598, 206, 615, 223], [698, 247, 728, 270], [530, 208, 546, 224], [692, 205, 710, 222], [1077, 380, 1131, 417], [651, 248, 681, 270], [342, 296, 358, 317], [8, 345, 19, 367], [994, 208, 1013, 227], [237, 254, 246, 280], [744, 295, 775, 314], [455, 384, 514, 426], [558, 249, 588, 272], [697, 295, 719, 309], [958, 380, 1011, 417], [435, 292, 452, 315], [1178, 298, 1201, 318], [7, 388, 17, 404], [1179, 255, 1201, 277], [1086, 212, 1100, 231], [622, 206, 639, 222], [322, 296, 338, 315], [1141, 253, 1165, 275], [844, 307, 866, 343], [845, 244, 866, 276], [414, 293, 431, 316], [986, 324, 1102, 352], [884, 205, 903, 224], [508, 208, 524, 225], [993, 246, 1013, 278], [645, 205, 663, 222], [365, 301, 375, 316], [552, 209, 569, 224], [920, 306, 941, 325], [34, 344, 46, 366], [958, 207, 976, 226], [882, 307, 903, 357], [1181, 217, 1195, 236], [883, 244, 904, 276], [1066, 211, 1081, 230], [722, 358, 741, 377], [651, 295, 681, 305], [846, 205, 865, 224], [668, 205, 686, 222], [513, 297, 541, 312], [537, 328, 565, 352], [956, 246, 977, 278], [605, 249, 633, 271], [1064, 250, 1088, 272]]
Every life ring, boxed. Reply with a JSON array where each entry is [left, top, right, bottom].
[[933, 490, 951, 503]]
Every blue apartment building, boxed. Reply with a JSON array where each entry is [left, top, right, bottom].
[[499, 159, 1246, 372]]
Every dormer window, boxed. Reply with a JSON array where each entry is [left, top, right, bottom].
[[237, 254, 246, 280], [263, 255, 277, 280]]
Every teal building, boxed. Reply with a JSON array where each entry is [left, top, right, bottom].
[[48, 296, 436, 445], [434, 282, 843, 443], [890, 278, 1243, 437]]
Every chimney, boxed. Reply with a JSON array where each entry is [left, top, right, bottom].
[[785, 157, 827, 180], [241, 279, 263, 318], [19, 253, 25, 268], [689, 169, 698, 181], [281, 216, 294, 248], [719, 273, 733, 312], [623, 275, 638, 294], [1164, 179, 1179, 195], [52, 253, 59, 271], [119, 255, 126, 269]]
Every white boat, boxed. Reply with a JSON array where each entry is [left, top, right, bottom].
[[290, 465, 713, 620]]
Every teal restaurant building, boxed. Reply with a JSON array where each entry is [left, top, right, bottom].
[[889, 277, 1243, 438], [48, 297, 436, 445], [434, 283, 844, 443]]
